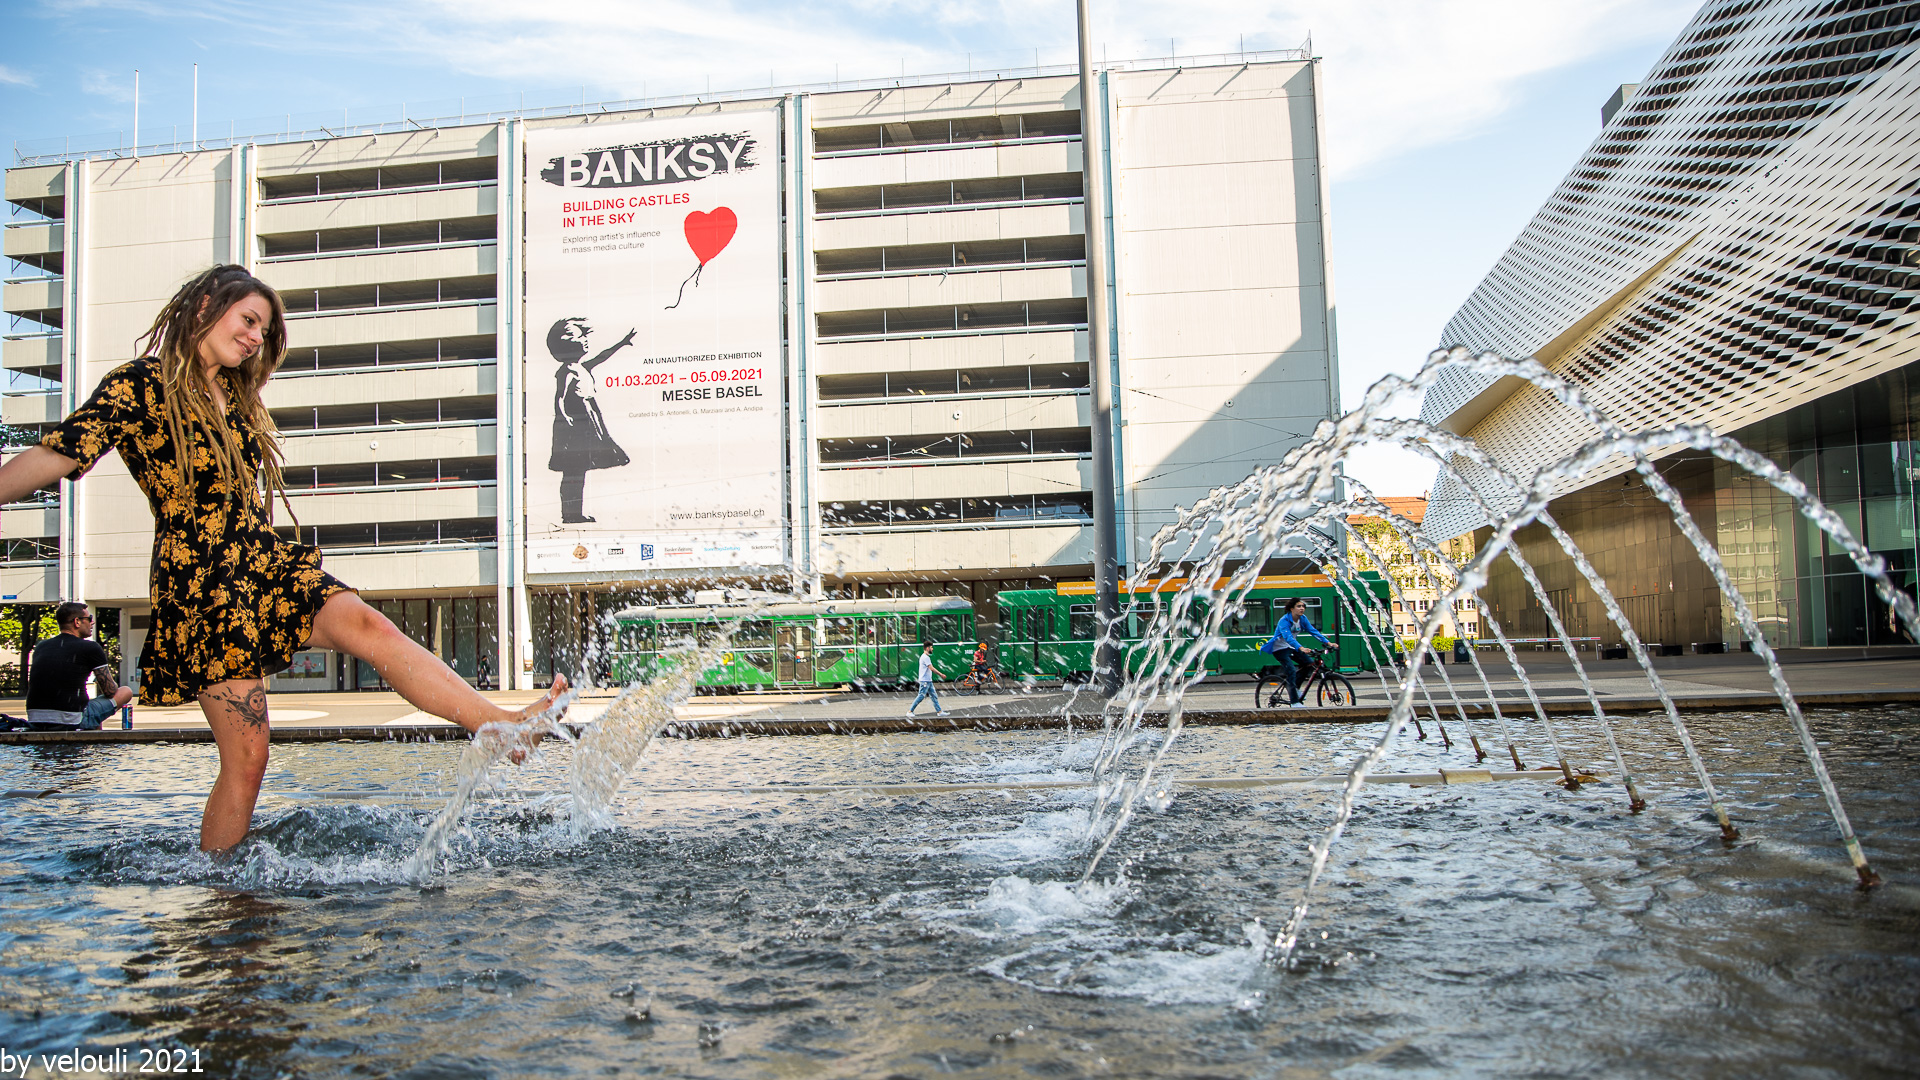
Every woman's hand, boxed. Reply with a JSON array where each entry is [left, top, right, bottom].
[[0, 446, 79, 508]]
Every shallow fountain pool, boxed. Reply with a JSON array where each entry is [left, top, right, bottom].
[[2, 707, 1916, 1079]]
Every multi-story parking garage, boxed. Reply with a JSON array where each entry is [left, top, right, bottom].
[[3, 49, 1339, 691]]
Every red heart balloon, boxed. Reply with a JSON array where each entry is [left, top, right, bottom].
[[684, 208, 737, 266]]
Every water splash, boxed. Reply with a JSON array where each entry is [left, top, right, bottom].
[[405, 628, 744, 878], [568, 630, 738, 834], [1078, 346, 1897, 975], [406, 688, 580, 879]]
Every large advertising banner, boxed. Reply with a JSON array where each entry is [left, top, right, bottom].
[[524, 112, 785, 575]]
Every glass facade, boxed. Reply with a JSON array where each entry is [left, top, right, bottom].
[[352, 596, 498, 688], [1716, 362, 1920, 648]]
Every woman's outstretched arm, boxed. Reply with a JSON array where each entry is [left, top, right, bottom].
[[0, 446, 79, 507]]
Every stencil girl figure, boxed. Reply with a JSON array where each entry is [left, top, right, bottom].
[[547, 317, 636, 523]]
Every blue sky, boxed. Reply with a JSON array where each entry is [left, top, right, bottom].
[[0, 0, 1701, 495]]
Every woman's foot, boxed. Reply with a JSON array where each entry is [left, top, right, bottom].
[[494, 674, 569, 764], [517, 673, 571, 723]]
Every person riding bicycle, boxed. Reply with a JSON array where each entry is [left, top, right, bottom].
[[970, 641, 992, 678], [1259, 597, 1332, 707]]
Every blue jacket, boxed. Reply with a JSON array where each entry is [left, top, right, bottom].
[[1260, 613, 1332, 654]]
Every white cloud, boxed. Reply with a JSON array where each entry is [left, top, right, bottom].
[[33, 0, 1697, 178], [1278, 0, 1696, 178], [316, 0, 1695, 177], [79, 68, 134, 102], [0, 64, 33, 87]]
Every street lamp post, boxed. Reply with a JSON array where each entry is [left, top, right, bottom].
[[1076, 0, 1122, 695]]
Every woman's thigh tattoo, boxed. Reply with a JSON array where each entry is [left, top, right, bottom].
[[205, 683, 270, 729]]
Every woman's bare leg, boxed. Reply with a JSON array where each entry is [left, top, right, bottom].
[[306, 592, 566, 732], [198, 679, 271, 852]]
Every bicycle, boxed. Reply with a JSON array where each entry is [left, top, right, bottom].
[[956, 665, 1006, 694], [1255, 650, 1358, 709]]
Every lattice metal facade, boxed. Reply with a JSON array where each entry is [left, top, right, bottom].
[[1424, 0, 1920, 544]]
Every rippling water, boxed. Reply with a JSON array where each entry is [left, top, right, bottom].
[[1, 707, 1915, 1078]]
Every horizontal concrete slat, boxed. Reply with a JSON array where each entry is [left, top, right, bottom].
[[322, 545, 497, 592], [815, 394, 1088, 438], [2, 279, 61, 316], [2, 335, 60, 372], [256, 185, 498, 235], [282, 485, 496, 526], [820, 522, 1091, 575], [260, 243, 498, 292], [281, 424, 495, 467], [1, 393, 61, 426], [813, 203, 1082, 251], [813, 265, 1083, 314], [812, 140, 1080, 189], [4, 164, 64, 205], [3, 223, 61, 260], [265, 363, 496, 408], [813, 329, 1084, 375], [0, 506, 58, 538], [817, 458, 1090, 501], [0, 564, 57, 603], [285, 303, 496, 348]]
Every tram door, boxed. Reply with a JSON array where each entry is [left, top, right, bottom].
[[776, 624, 814, 683], [1011, 608, 1044, 671], [874, 617, 904, 680]]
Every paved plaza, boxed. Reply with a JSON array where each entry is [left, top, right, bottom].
[[4, 652, 1918, 744]]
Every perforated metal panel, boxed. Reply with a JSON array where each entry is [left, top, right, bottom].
[[1423, 0, 1920, 539]]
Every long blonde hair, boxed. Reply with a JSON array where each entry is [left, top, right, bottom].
[[134, 265, 294, 521]]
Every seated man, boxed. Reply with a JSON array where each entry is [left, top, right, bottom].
[[25, 601, 133, 731]]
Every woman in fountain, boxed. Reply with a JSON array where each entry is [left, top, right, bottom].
[[0, 265, 567, 853]]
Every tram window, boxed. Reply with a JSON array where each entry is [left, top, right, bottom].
[[1124, 603, 1155, 638], [1009, 608, 1043, 640], [618, 623, 655, 652], [876, 617, 900, 644], [1225, 599, 1272, 636], [661, 621, 698, 647], [826, 618, 859, 646], [1069, 605, 1096, 640], [733, 621, 773, 648], [921, 613, 964, 642]]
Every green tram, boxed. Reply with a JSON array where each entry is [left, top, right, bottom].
[[610, 595, 981, 690], [994, 572, 1392, 681], [609, 573, 1390, 691]]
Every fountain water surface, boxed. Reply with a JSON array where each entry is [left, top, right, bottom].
[[1, 349, 1915, 1077]]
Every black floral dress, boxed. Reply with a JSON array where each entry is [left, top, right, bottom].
[[39, 358, 350, 705]]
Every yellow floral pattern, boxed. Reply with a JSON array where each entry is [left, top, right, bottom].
[[40, 358, 349, 705]]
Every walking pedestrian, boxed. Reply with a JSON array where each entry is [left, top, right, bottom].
[[907, 642, 945, 717]]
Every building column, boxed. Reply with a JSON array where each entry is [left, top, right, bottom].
[[228, 142, 256, 268], [58, 162, 88, 606], [781, 93, 820, 597], [496, 118, 528, 689]]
